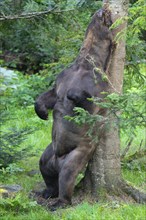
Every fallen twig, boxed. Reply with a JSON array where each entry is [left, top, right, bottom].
[[121, 137, 134, 159], [139, 139, 144, 152]]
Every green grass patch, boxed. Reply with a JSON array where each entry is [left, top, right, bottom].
[[121, 128, 145, 155], [1, 202, 145, 220], [122, 169, 145, 190]]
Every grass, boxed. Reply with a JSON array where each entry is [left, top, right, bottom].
[[121, 128, 145, 156], [122, 169, 145, 190], [0, 106, 145, 220], [1, 202, 146, 220]]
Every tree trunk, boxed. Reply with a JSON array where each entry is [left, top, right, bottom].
[[82, 0, 129, 196], [81, 0, 146, 203]]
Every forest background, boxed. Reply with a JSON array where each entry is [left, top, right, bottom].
[[0, 0, 145, 219]]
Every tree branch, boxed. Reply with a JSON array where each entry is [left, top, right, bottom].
[[0, 8, 75, 21]]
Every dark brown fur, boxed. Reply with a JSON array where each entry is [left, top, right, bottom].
[[34, 8, 112, 210]]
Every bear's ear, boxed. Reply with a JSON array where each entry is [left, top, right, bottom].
[[35, 88, 57, 120]]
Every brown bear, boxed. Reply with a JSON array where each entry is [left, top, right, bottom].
[[35, 8, 112, 210]]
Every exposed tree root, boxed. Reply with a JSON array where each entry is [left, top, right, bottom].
[[75, 178, 146, 205], [119, 180, 146, 204]]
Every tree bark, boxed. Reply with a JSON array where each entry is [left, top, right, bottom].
[[81, 0, 146, 203], [82, 0, 129, 196]]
